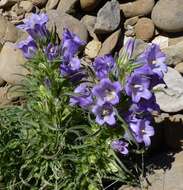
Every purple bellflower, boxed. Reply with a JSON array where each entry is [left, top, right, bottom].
[[134, 64, 166, 90], [125, 72, 152, 103], [93, 55, 115, 79], [17, 13, 49, 40], [124, 37, 136, 58], [129, 117, 154, 146], [111, 140, 129, 155], [17, 36, 37, 59], [60, 28, 85, 77], [62, 28, 86, 63], [70, 83, 93, 108], [44, 43, 60, 60], [129, 94, 160, 113], [136, 43, 167, 79], [92, 78, 122, 105], [60, 57, 81, 76], [92, 102, 116, 126]]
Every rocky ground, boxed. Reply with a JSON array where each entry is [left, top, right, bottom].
[[0, 0, 183, 189]]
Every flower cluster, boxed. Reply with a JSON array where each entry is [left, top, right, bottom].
[[17, 13, 60, 60], [17, 13, 49, 40], [124, 41, 167, 147], [69, 37, 167, 153], [17, 14, 167, 156], [70, 55, 122, 126], [60, 28, 85, 77]]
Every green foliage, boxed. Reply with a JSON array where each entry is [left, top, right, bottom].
[[0, 51, 139, 190]]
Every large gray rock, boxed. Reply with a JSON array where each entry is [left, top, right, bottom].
[[0, 42, 27, 84], [148, 152, 183, 190], [154, 67, 183, 113], [175, 62, 183, 74], [47, 10, 88, 42], [152, 35, 169, 49], [120, 0, 155, 18], [94, 0, 120, 34], [57, 0, 78, 13], [162, 41, 183, 66], [168, 35, 183, 46], [119, 186, 140, 190], [152, 0, 183, 32], [0, 15, 18, 44], [46, 0, 59, 10]]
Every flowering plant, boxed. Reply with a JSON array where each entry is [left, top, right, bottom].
[[0, 13, 167, 189]]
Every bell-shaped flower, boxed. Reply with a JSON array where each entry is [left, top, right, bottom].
[[92, 102, 116, 126], [92, 55, 115, 79], [92, 78, 122, 105], [17, 36, 37, 59]]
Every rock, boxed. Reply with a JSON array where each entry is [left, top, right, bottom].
[[31, 0, 48, 7], [47, 10, 88, 42], [154, 112, 170, 123], [118, 185, 140, 190], [135, 17, 154, 41], [57, 0, 78, 13], [169, 114, 183, 123], [16, 30, 29, 44], [10, 3, 25, 18], [128, 37, 148, 58], [154, 113, 183, 124], [0, 77, 4, 86], [0, 85, 12, 106], [148, 152, 183, 190], [124, 17, 138, 37], [168, 35, 183, 46], [152, 35, 169, 49], [132, 39, 148, 58], [0, 0, 18, 9], [124, 16, 139, 30], [125, 27, 135, 37], [152, 0, 183, 32], [99, 29, 121, 56], [19, 1, 34, 13], [162, 41, 183, 66], [80, 0, 101, 11], [94, 0, 120, 34], [84, 40, 101, 59], [0, 15, 18, 44], [0, 85, 22, 106], [81, 15, 98, 40], [175, 62, 183, 74], [0, 42, 27, 84], [120, 0, 155, 18], [81, 15, 96, 29], [154, 67, 183, 113], [46, 0, 59, 10]]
